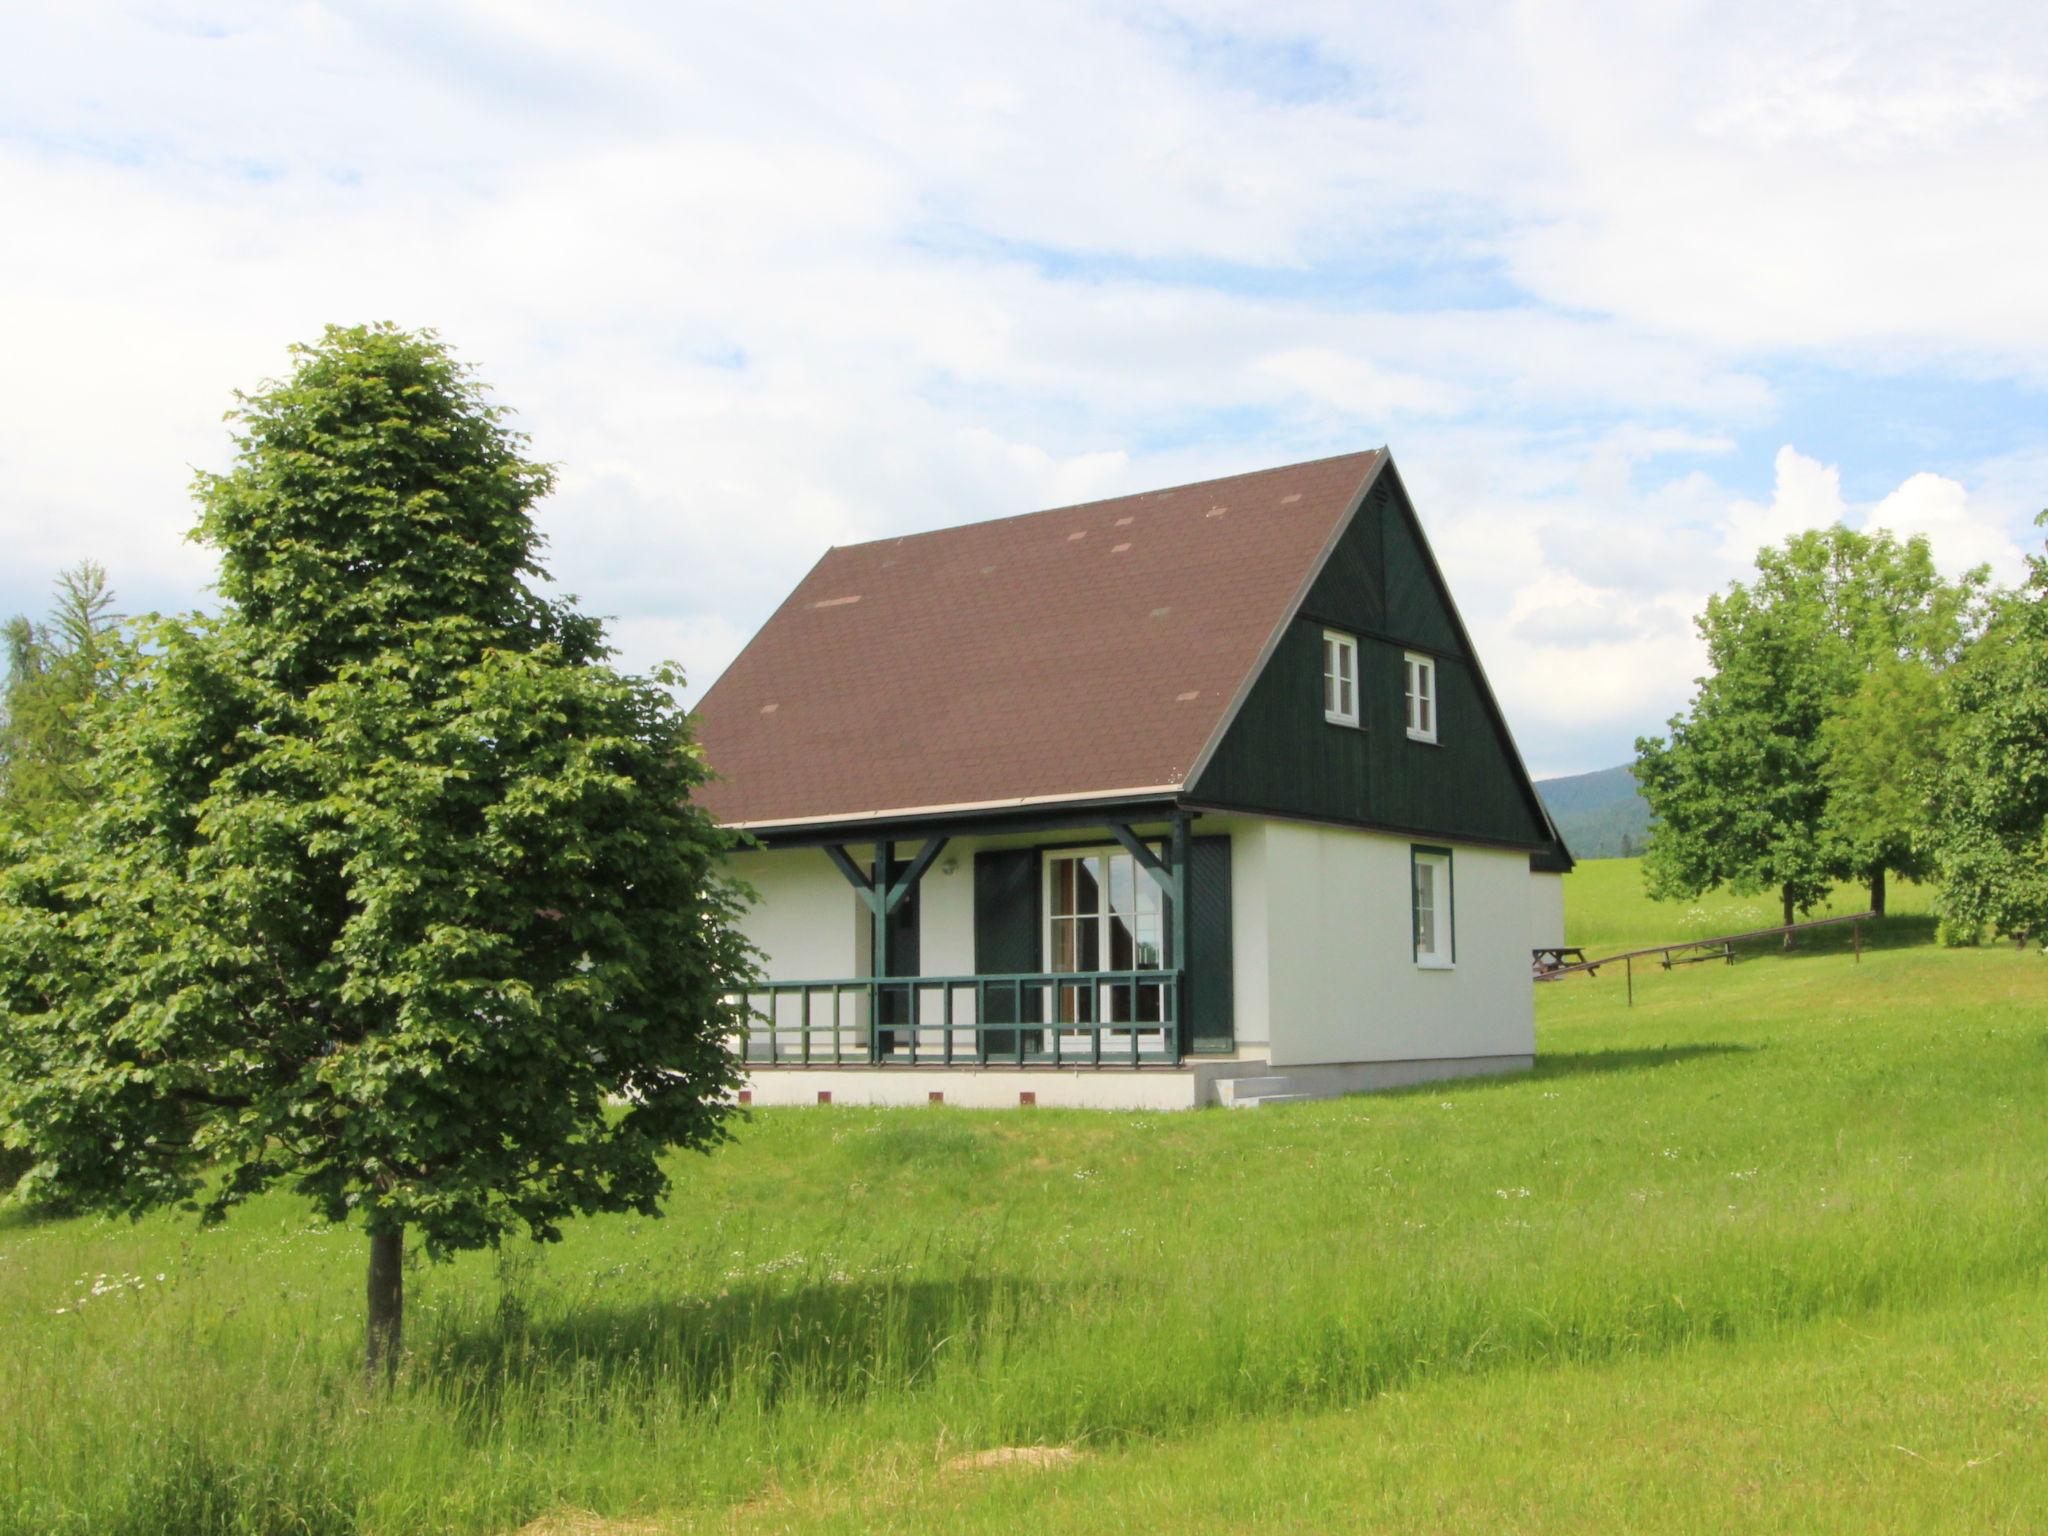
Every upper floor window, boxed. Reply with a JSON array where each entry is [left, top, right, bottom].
[[1323, 630, 1359, 727], [1404, 652, 1437, 743]]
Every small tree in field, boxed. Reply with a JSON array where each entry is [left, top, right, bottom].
[[1818, 654, 1948, 916], [0, 325, 754, 1379]]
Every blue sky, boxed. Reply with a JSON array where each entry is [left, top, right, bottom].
[[3, 1, 2044, 776]]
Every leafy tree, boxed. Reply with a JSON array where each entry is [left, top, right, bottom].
[[1637, 525, 1985, 936], [1927, 512, 2048, 945], [0, 325, 755, 1379], [0, 562, 133, 830], [1818, 655, 1948, 915]]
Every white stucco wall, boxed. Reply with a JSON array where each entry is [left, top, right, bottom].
[[727, 846, 866, 980], [1219, 817, 1272, 1050], [1530, 870, 1566, 951], [1253, 821, 1535, 1069]]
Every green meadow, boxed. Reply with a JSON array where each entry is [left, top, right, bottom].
[[2, 859, 2043, 1533]]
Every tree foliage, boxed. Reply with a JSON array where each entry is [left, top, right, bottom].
[[1927, 513, 2048, 943], [0, 562, 134, 831], [1637, 525, 1985, 926], [1819, 654, 1948, 905], [0, 325, 755, 1373]]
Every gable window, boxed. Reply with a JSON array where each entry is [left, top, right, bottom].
[[1411, 847, 1454, 968], [1323, 630, 1359, 727], [1404, 652, 1437, 743]]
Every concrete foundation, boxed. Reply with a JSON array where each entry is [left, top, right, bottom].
[[739, 1053, 1532, 1111]]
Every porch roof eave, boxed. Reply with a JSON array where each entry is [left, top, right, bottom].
[[722, 785, 1187, 850]]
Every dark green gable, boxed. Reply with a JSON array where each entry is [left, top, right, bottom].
[[1189, 465, 1557, 852]]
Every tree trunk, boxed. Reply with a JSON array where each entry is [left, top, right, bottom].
[[1781, 885, 1796, 950], [367, 1227, 404, 1385], [1868, 867, 1887, 918]]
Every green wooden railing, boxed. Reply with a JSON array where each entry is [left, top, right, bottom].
[[738, 970, 1181, 1067]]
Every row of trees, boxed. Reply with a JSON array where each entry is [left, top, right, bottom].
[[1636, 516, 2048, 944], [0, 325, 755, 1378]]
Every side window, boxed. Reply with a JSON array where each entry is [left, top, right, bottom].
[[1322, 630, 1359, 727], [1411, 847, 1453, 967], [1404, 652, 1437, 743]]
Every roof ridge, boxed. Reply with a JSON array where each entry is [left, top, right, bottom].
[[824, 446, 1386, 555]]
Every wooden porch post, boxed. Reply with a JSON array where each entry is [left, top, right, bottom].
[[821, 837, 946, 1066], [871, 840, 890, 1064]]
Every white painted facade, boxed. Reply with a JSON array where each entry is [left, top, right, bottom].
[[1242, 819, 1533, 1069], [727, 811, 1537, 1104]]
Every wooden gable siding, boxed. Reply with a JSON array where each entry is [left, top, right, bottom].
[[1190, 478, 1552, 850]]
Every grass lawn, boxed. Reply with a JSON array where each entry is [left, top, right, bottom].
[[2, 860, 2044, 1533]]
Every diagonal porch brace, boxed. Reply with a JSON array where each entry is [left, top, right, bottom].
[[823, 843, 883, 914], [884, 837, 949, 914], [1107, 823, 1175, 895]]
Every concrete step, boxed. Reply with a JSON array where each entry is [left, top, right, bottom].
[[1227, 1092, 1314, 1108], [1217, 1075, 1294, 1104]]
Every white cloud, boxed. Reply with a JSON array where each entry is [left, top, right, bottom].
[[1251, 347, 1468, 419], [1719, 447, 1848, 566], [1867, 473, 2030, 584]]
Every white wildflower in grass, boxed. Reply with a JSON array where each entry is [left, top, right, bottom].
[[1073, 1169, 1096, 1181], [1495, 1188, 1532, 1200], [1730, 1169, 1758, 1181], [1660, 1148, 1681, 1159]]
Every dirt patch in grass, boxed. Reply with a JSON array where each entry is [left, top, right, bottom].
[[945, 1444, 1083, 1473], [515, 1510, 671, 1536]]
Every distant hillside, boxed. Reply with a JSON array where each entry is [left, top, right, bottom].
[[1535, 763, 1652, 860]]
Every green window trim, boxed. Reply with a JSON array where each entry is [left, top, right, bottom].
[[1409, 843, 1455, 967]]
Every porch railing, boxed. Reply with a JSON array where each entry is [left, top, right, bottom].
[[736, 970, 1182, 1067]]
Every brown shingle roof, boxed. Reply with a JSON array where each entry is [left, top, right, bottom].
[[691, 449, 1387, 829]]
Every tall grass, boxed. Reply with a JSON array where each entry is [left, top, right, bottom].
[[2, 864, 2043, 1532]]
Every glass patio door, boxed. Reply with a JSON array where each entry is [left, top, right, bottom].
[[1045, 847, 1166, 1028]]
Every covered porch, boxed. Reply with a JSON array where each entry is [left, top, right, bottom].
[[730, 803, 1232, 1072]]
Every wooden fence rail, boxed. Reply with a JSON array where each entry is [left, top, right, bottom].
[[1534, 910, 1877, 1005]]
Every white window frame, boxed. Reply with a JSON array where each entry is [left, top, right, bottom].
[[1323, 629, 1359, 727], [1040, 843, 1167, 976], [1411, 847, 1454, 969], [1404, 651, 1438, 743]]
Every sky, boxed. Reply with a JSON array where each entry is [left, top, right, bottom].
[[3, 1, 2045, 778]]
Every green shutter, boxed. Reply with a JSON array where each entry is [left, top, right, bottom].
[[1184, 835, 1234, 1053], [974, 848, 1041, 1041]]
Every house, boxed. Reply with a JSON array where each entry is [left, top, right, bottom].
[[692, 448, 1573, 1109]]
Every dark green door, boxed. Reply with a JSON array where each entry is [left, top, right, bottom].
[[974, 847, 1042, 1056]]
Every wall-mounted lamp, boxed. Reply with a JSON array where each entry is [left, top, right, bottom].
[[940, 857, 959, 877]]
